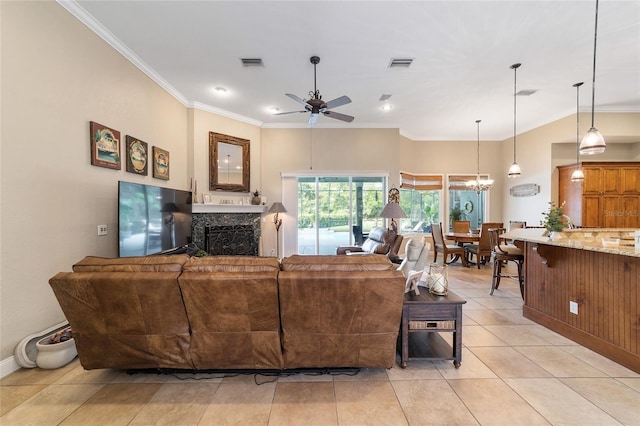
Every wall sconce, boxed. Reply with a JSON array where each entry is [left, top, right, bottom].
[[268, 202, 287, 259]]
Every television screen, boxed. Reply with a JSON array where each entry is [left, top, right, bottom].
[[118, 181, 192, 257]]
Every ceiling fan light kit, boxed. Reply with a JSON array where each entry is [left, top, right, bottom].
[[275, 56, 354, 127]]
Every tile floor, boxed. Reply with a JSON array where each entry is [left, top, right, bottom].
[[1, 263, 638, 425]]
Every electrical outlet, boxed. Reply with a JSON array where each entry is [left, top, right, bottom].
[[569, 301, 578, 315], [97, 225, 107, 236]]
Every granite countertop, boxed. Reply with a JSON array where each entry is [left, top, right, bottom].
[[502, 228, 640, 258]]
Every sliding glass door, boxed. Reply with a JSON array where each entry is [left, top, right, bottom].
[[297, 176, 385, 255]]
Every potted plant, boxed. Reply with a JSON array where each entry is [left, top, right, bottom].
[[449, 206, 468, 222], [540, 201, 566, 237]]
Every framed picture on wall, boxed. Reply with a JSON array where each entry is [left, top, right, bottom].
[[90, 121, 121, 170], [152, 146, 170, 180], [125, 135, 148, 175]]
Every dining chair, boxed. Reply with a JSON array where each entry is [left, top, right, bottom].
[[431, 222, 468, 266], [488, 227, 524, 299], [452, 220, 471, 233], [509, 221, 526, 231], [465, 222, 503, 269]]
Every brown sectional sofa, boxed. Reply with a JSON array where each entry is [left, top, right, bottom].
[[49, 253, 405, 371]]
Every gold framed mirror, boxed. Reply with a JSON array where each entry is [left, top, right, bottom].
[[209, 132, 250, 192]]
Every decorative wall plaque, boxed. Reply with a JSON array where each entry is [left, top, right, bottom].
[[510, 183, 540, 197]]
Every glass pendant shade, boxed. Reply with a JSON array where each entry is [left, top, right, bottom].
[[571, 168, 585, 182], [508, 162, 521, 178], [581, 0, 605, 155], [579, 127, 606, 155], [507, 63, 522, 178]]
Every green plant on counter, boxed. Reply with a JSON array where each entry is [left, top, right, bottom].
[[541, 201, 567, 232]]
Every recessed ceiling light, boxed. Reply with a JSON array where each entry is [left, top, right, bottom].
[[214, 86, 228, 94], [381, 104, 393, 111], [267, 107, 280, 114]]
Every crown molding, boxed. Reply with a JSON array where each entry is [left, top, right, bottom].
[[189, 102, 263, 127], [57, 0, 189, 106]]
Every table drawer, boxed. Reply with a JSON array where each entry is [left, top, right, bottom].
[[406, 304, 457, 319], [409, 320, 455, 330]]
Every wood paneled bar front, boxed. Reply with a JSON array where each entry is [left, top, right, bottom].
[[503, 228, 640, 373]]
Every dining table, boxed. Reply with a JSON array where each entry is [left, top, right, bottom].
[[445, 232, 480, 246]]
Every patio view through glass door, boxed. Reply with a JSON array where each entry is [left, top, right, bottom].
[[297, 176, 385, 255]]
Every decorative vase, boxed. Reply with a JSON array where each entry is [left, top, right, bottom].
[[427, 263, 448, 296], [251, 196, 261, 205]]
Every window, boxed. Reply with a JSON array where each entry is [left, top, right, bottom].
[[297, 175, 385, 255], [399, 173, 443, 233], [448, 174, 489, 230]]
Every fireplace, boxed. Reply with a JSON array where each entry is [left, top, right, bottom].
[[191, 211, 261, 256], [205, 225, 257, 256]]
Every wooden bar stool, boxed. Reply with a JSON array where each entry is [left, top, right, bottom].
[[488, 228, 524, 299]]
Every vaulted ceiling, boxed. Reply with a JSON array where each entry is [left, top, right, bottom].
[[65, 0, 640, 141]]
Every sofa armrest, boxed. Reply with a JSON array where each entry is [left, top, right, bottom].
[[336, 246, 363, 255]]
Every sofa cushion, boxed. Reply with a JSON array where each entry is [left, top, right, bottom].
[[49, 271, 193, 370], [72, 255, 188, 272], [183, 256, 280, 273], [281, 254, 394, 271], [278, 269, 405, 368]]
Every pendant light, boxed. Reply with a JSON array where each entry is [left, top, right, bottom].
[[580, 0, 606, 155], [507, 63, 522, 178], [466, 120, 494, 193], [571, 82, 585, 182]]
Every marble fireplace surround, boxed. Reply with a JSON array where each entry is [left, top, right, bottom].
[[191, 204, 266, 256]]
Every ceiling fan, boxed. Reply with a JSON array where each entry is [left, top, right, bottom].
[[275, 56, 354, 127]]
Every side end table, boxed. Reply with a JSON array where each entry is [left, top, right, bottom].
[[399, 290, 466, 368]]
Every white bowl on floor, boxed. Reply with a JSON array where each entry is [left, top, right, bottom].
[[35, 335, 77, 369]]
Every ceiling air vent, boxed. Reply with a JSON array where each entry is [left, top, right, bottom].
[[379, 94, 392, 101], [389, 58, 413, 68], [241, 58, 264, 67], [517, 89, 537, 96]]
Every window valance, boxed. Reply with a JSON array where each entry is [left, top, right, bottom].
[[399, 172, 443, 190]]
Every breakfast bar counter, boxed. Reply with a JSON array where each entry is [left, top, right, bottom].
[[503, 228, 640, 373]]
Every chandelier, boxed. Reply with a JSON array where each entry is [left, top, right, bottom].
[[466, 119, 494, 194]]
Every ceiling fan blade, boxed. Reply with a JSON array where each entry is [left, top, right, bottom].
[[273, 110, 307, 116], [285, 93, 308, 107], [324, 95, 352, 110], [322, 110, 355, 123], [307, 113, 319, 127]]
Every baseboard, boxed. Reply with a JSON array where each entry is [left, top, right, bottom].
[[1, 355, 21, 379]]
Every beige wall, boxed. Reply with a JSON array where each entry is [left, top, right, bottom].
[[2, 1, 639, 369], [1, 2, 188, 363], [501, 112, 640, 226]]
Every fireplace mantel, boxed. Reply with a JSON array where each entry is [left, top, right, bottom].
[[192, 204, 266, 214]]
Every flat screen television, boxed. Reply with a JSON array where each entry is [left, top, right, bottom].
[[118, 181, 192, 257]]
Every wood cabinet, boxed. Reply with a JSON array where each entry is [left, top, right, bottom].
[[558, 162, 640, 228]]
